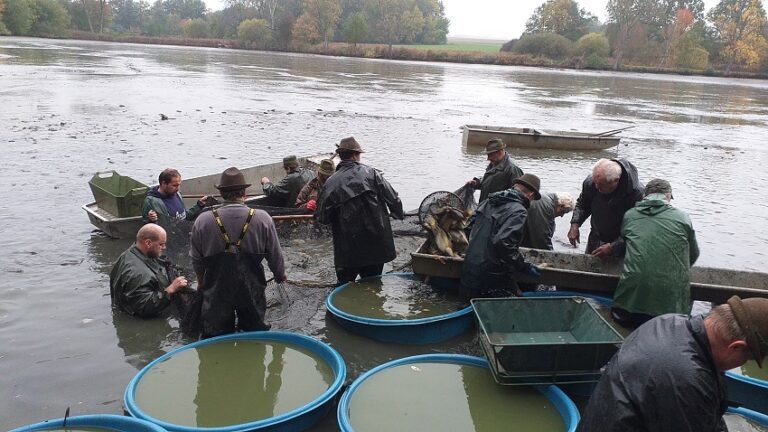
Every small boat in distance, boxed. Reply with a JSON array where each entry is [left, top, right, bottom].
[[462, 125, 628, 151]]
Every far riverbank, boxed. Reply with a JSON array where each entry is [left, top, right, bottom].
[[16, 31, 768, 81]]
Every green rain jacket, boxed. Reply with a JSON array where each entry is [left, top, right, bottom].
[[521, 192, 557, 250], [110, 245, 172, 317], [613, 194, 700, 317], [473, 153, 524, 202], [263, 167, 315, 207]]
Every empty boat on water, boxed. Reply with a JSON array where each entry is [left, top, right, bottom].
[[462, 125, 628, 151]]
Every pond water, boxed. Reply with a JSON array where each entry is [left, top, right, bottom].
[[1, 37, 767, 430]]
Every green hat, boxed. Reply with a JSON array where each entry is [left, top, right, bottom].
[[283, 155, 299, 168], [215, 167, 251, 192], [337, 137, 364, 153], [513, 173, 542, 200], [318, 159, 335, 176], [728, 296, 768, 368], [484, 138, 506, 154]]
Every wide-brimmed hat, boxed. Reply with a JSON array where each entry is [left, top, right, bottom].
[[215, 167, 251, 192], [727, 296, 768, 368], [337, 137, 364, 153], [283, 155, 299, 168], [318, 159, 335, 176], [513, 173, 542, 200], [645, 178, 673, 199], [484, 138, 506, 154]]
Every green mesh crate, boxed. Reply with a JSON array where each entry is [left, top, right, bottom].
[[472, 296, 624, 385], [89, 171, 148, 217]]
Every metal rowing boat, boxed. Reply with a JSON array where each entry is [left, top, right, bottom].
[[462, 125, 623, 151]]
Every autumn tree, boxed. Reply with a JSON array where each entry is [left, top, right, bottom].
[[300, 0, 342, 49], [29, 0, 71, 36], [2, 0, 34, 34], [708, 0, 768, 73], [0, 0, 9, 34], [525, 0, 597, 41], [183, 17, 207, 37], [110, 0, 150, 33], [343, 11, 366, 46], [606, 0, 642, 69], [292, 12, 320, 45], [237, 17, 271, 47], [365, 0, 409, 54], [657, 8, 696, 67]]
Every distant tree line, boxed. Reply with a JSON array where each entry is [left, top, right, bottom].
[[502, 0, 768, 73], [0, 0, 450, 50]]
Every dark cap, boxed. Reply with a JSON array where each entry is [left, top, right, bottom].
[[215, 167, 251, 192], [317, 159, 335, 176], [283, 155, 299, 168], [645, 178, 673, 199], [728, 296, 768, 368], [337, 137, 364, 153], [484, 138, 506, 154], [513, 173, 541, 200]]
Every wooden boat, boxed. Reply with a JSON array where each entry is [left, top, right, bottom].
[[410, 242, 768, 303], [83, 153, 332, 239], [462, 125, 623, 151]]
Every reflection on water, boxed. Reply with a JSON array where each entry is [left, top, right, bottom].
[[347, 362, 565, 432], [331, 274, 468, 320], [134, 340, 334, 427]]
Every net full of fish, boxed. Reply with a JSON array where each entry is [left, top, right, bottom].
[[422, 205, 472, 258]]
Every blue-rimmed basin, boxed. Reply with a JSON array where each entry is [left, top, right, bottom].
[[326, 273, 474, 344], [124, 331, 346, 432], [338, 354, 579, 432], [10, 414, 167, 432], [726, 372, 768, 417]]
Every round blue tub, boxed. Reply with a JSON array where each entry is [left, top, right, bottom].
[[124, 331, 346, 432], [10, 414, 167, 432], [338, 354, 580, 432], [327, 273, 474, 344]]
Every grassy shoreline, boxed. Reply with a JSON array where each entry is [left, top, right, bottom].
[[20, 31, 768, 81]]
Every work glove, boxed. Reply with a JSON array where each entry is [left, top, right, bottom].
[[306, 200, 317, 211], [527, 264, 541, 278]]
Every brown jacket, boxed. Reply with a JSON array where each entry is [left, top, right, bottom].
[[295, 177, 323, 209]]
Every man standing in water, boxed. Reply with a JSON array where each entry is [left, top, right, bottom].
[[190, 167, 287, 338], [578, 296, 768, 432], [461, 174, 542, 297], [260, 155, 314, 207], [465, 138, 524, 203], [611, 179, 700, 328], [142, 168, 208, 229], [110, 224, 188, 317], [316, 137, 404, 285], [568, 158, 643, 255]]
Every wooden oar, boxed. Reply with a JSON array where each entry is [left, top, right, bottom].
[[589, 125, 634, 138]]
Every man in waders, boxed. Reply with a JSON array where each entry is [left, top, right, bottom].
[[578, 296, 768, 432], [190, 167, 287, 338]]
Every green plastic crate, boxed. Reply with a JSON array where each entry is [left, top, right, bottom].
[[471, 296, 624, 385], [89, 171, 148, 217]]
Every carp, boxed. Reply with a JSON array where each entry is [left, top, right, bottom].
[[423, 214, 455, 257]]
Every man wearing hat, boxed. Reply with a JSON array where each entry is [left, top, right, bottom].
[[578, 295, 768, 431], [190, 167, 287, 338], [295, 159, 335, 211], [465, 138, 525, 203], [609, 178, 700, 328], [460, 174, 542, 297], [316, 137, 404, 285], [260, 155, 314, 207], [569, 158, 643, 255]]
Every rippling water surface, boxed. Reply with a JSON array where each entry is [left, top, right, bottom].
[[1, 37, 767, 429]]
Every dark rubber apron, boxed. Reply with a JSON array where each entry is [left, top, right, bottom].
[[200, 207, 270, 338]]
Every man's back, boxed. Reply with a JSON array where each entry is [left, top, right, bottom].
[[521, 192, 557, 250], [614, 196, 699, 316]]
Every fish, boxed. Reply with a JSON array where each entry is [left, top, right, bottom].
[[448, 229, 468, 255], [423, 214, 455, 257]]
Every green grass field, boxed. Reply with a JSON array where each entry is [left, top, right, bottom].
[[396, 38, 503, 53]]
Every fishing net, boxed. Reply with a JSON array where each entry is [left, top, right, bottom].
[[417, 191, 464, 223], [453, 185, 478, 212]]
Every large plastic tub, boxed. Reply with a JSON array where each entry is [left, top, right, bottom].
[[89, 171, 148, 217], [472, 296, 623, 385], [10, 414, 167, 431]]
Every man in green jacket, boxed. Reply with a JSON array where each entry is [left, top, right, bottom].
[[611, 179, 700, 328], [466, 139, 524, 202], [260, 155, 314, 207], [142, 168, 208, 229], [110, 224, 189, 318]]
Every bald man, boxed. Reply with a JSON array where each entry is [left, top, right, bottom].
[[110, 224, 188, 317]]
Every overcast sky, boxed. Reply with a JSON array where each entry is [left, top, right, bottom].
[[202, 0, 728, 40]]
